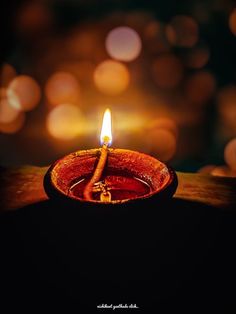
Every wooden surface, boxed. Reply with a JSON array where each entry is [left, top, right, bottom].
[[0, 165, 236, 211]]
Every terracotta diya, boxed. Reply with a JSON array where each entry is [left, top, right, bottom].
[[44, 109, 178, 207]]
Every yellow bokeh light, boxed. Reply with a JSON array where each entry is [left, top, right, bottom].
[[46, 104, 85, 140], [93, 60, 130, 95], [105, 26, 142, 62]]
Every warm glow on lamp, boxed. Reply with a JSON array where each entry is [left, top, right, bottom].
[[100, 108, 112, 146]]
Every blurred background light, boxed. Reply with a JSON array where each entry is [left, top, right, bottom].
[[197, 164, 216, 174], [93, 60, 130, 95], [7, 75, 41, 111], [184, 71, 216, 106], [0, 112, 25, 134], [145, 128, 177, 162], [16, 0, 52, 37], [183, 45, 210, 69], [45, 72, 80, 106], [0, 96, 21, 124], [229, 8, 236, 36], [105, 26, 142, 62], [46, 103, 85, 140], [211, 165, 236, 177], [152, 53, 183, 89], [146, 118, 178, 140], [166, 15, 199, 47], [144, 20, 170, 54], [0, 63, 17, 87], [217, 86, 236, 138], [1, 0, 236, 172], [224, 138, 236, 170]]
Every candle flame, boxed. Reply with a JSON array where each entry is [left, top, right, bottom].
[[100, 108, 112, 146]]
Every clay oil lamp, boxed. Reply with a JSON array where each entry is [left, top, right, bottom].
[[44, 109, 178, 211]]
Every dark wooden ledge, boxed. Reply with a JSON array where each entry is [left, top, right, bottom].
[[0, 166, 236, 211]]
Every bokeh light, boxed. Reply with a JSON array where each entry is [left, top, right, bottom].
[[0, 63, 17, 87], [1, 0, 236, 175], [152, 54, 183, 89], [197, 164, 216, 174], [229, 9, 236, 36], [211, 165, 236, 177], [217, 85, 236, 136], [0, 112, 25, 134], [144, 20, 170, 54], [184, 46, 210, 69], [184, 71, 216, 105], [16, 0, 51, 36], [66, 27, 104, 61], [166, 15, 199, 47], [93, 60, 130, 95], [0, 96, 20, 124], [224, 138, 236, 170], [105, 26, 142, 62], [46, 104, 85, 140], [45, 72, 80, 106], [144, 20, 162, 39], [146, 128, 176, 161], [147, 118, 178, 139], [7, 75, 41, 111]]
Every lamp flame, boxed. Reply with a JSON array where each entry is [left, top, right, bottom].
[[100, 108, 112, 146]]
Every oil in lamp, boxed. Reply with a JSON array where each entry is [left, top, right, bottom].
[[44, 109, 178, 208]]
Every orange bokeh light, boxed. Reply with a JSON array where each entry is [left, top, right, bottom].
[[217, 86, 236, 136], [0, 112, 25, 134], [185, 71, 216, 105], [224, 138, 236, 171], [0, 94, 20, 124], [211, 165, 236, 177], [45, 72, 80, 106], [229, 9, 236, 36], [147, 118, 178, 139], [0, 63, 17, 87], [185, 46, 210, 69], [93, 60, 130, 95], [7, 75, 41, 111], [166, 15, 199, 47], [146, 128, 176, 161], [197, 165, 216, 174], [152, 54, 183, 89]]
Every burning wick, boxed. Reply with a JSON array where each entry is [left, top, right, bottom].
[[83, 109, 112, 202]]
